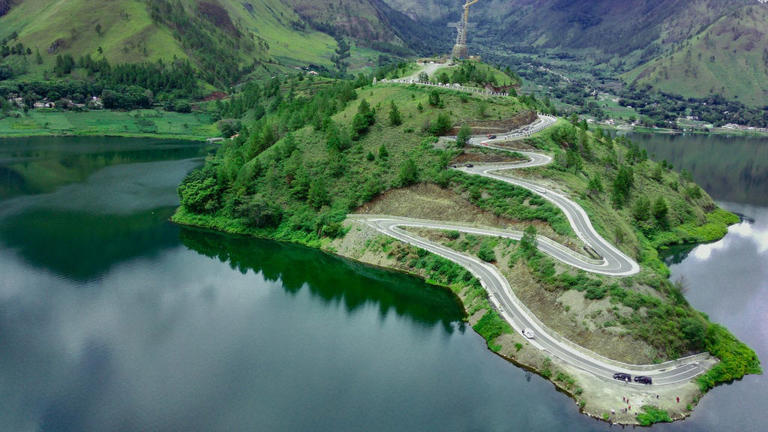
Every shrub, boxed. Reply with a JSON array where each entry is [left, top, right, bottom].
[[636, 406, 671, 426], [428, 90, 440, 106], [388, 101, 402, 126], [178, 168, 222, 214], [477, 243, 496, 262], [238, 195, 283, 228], [474, 310, 511, 345], [397, 158, 419, 186], [430, 112, 452, 135], [457, 123, 471, 147], [697, 324, 762, 391]]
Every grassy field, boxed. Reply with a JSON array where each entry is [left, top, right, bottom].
[[0, 109, 217, 140], [625, 5, 768, 107]]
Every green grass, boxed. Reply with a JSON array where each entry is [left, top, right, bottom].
[[0, 109, 217, 140], [636, 406, 672, 426], [474, 309, 513, 352]]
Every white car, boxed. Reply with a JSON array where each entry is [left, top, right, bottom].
[[522, 328, 535, 339]]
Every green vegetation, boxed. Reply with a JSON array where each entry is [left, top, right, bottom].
[[432, 60, 520, 88], [474, 309, 512, 352], [172, 61, 759, 395], [625, 5, 768, 108], [172, 69, 541, 245], [0, 109, 216, 139], [636, 406, 672, 426], [697, 324, 762, 392]]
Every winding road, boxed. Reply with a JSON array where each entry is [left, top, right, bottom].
[[351, 114, 712, 386]]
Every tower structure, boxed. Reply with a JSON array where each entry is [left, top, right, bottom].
[[451, 0, 480, 59]]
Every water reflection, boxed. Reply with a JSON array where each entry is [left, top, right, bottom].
[[0, 136, 209, 199], [180, 228, 465, 332], [627, 133, 768, 205]]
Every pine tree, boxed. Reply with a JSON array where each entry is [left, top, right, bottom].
[[457, 124, 472, 147], [388, 101, 402, 126]]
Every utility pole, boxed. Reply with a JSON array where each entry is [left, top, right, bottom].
[[451, 0, 480, 59]]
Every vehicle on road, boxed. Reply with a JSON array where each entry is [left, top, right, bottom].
[[612, 372, 631, 382], [522, 328, 535, 339], [487, 134, 497, 139], [634, 375, 652, 385], [465, 163, 474, 168]]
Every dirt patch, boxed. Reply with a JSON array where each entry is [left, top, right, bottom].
[[358, 183, 509, 226], [357, 183, 571, 242], [197, 1, 239, 36], [501, 260, 657, 364], [358, 183, 582, 251], [448, 110, 537, 135], [452, 151, 524, 164]]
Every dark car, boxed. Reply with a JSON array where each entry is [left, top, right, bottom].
[[487, 134, 497, 139], [612, 372, 631, 382], [465, 163, 474, 168], [634, 375, 652, 385]]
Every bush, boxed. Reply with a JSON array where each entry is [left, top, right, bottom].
[[477, 242, 496, 262], [430, 112, 452, 136], [397, 158, 419, 186], [388, 101, 402, 126], [457, 124, 471, 147], [636, 406, 671, 426], [238, 196, 283, 228], [474, 310, 510, 346], [178, 168, 222, 214], [428, 90, 440, 106], [697, 324, 762, 391]]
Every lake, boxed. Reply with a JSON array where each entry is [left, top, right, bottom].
[[0, 134, 765, 431]]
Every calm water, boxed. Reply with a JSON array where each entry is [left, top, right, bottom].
[[0, 134, 765, 431]]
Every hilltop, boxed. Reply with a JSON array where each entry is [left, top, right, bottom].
[[171, 61, 759, 424]]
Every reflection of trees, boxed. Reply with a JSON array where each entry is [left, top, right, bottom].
[[632, 133, 768, 205], [0, 208, 180, 281], [661, 244, 698, 266], [0, 144, 208, 199], [180, 228, 465, 333]]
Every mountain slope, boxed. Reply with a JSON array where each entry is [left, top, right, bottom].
[[382, 0, 768, 105], [625, 4, 768, 106], [0, 0, 419, 86]]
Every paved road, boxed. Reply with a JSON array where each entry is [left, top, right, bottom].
[[351, 115, 711, 386]]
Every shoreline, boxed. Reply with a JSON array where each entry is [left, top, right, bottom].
[[170, 206, 733, 426], [0, 130, 212, 142]]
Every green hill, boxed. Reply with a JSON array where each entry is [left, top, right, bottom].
[[170, 63, 758, 411], [625, 4, 768, 107], [0, 0, 420, 87]]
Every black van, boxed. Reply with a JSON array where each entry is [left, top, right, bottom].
[[634, 375, 653, 385], [612, 372, 631, 382]]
